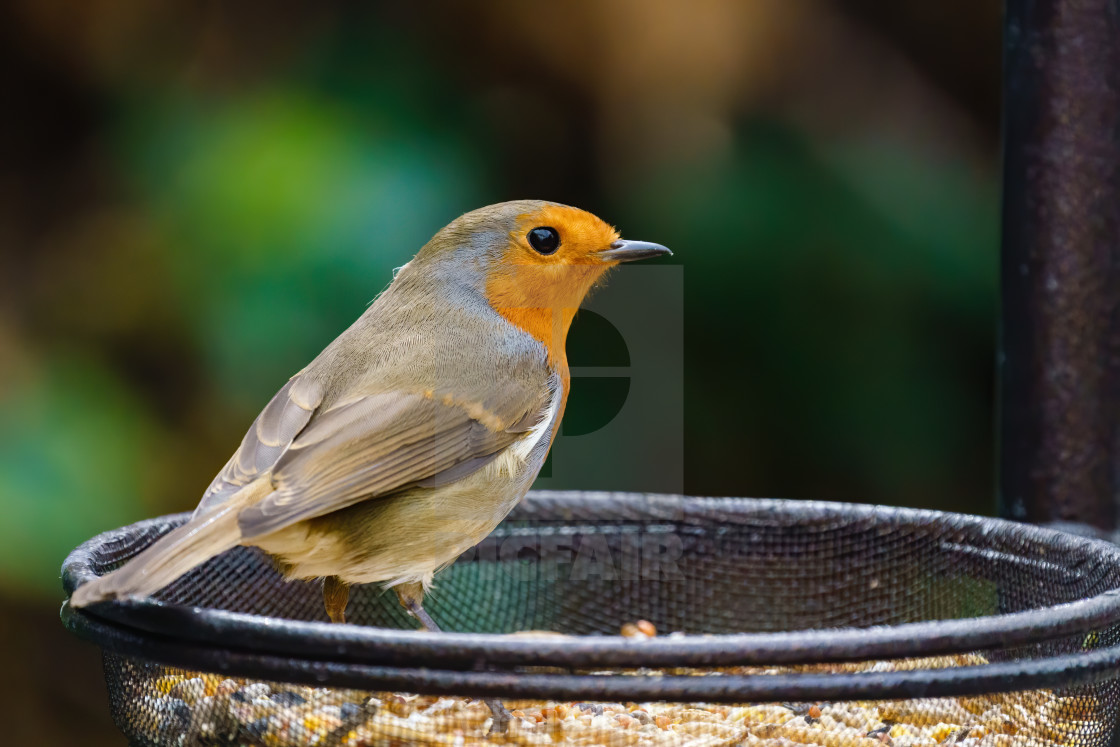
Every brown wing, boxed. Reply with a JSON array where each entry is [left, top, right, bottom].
[[195, 375, 324, 515], [235, 388, 548, 539]]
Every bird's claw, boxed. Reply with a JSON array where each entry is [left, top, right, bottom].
[[486, 698, 512, 733]]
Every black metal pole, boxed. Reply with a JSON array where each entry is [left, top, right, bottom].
[[999, 0, 1120, 533]]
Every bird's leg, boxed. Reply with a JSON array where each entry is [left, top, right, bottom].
[[393, 582, 511, 733], [394, 581, 441, 632], [323, 575, 350, 624]]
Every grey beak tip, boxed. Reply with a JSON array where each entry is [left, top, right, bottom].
[[604, 240, 673, 262]]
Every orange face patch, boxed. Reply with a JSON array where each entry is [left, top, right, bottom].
[[508, 204, 621, 265], [485, 205, 622, 367]]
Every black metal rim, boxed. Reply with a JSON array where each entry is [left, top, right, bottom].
[[61, 492, 1120, 670], [62, 600, 1120, 702]]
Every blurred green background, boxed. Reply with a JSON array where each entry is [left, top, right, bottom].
[[0, 1, 999, 743]]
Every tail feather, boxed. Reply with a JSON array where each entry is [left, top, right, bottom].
[[70, 503, 243, 607]]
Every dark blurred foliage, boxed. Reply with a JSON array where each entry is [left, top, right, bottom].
[[0, 1, 1000, 742]]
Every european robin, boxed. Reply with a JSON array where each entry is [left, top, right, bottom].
[[70, 199, 669, 628]]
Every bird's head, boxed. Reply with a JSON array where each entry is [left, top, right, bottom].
[[406, 200, 670, 362]]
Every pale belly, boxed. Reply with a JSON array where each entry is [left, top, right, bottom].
[[251, 457, 534, 590]]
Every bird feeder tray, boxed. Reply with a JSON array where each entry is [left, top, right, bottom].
[[62, 491, 1120, 746]]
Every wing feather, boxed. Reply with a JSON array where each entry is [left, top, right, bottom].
[[195, 376, 323, 514], [235, 389, 546, 538]]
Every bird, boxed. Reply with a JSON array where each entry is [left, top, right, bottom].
[[69, 199, 669, 634]]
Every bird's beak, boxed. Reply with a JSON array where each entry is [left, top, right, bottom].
[[597, 240, 673, 263]]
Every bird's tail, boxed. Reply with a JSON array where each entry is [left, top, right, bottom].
[[70, 502, 244, 608]]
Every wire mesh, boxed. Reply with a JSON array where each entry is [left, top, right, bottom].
[[62, 491, 1120, 746], [100, 654, 1116, 747]]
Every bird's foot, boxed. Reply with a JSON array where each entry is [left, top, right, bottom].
[[485, 698, 511, 733], [391, 583, 503, 730]]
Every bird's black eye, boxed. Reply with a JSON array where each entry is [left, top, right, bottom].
[[527, 226, 560, 255]]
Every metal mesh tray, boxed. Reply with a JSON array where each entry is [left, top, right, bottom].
[[61, 491, 1120, 746]]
